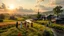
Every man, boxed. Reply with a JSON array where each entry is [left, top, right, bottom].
[[24, 21, 27, 28], [31, 22, 33, 27], [16, 21, 18, 28]]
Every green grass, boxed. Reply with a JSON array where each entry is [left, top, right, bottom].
[[35, 20, 64, 32], [49, 24, 64, 31], [0, 25, 15, 33], [0, 22, 54, 36], [36, 20, 49, 24], [17, 18, 25, 21], [4, 18, 25, 22], [3, 20, 16, 22]]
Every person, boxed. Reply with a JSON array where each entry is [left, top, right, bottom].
[[31, 22, 33, 27], [27, 24, 29, 29], [20, 22, 22, 28], [24, 21, 27, 28], [16, 21, 18, 28]]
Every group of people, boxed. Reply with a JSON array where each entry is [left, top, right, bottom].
[[16, 21, 33, 29]]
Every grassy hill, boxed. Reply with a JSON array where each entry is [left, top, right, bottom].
[[0, 22, 54, 36]]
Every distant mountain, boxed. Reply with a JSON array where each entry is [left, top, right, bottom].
[[41, 9, 64, 15], [40, 11, 54, 15]]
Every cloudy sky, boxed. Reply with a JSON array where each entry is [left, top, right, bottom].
[[0, 0, 64, 12]]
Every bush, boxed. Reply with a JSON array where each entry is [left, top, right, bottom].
[[0, 14, 5, 19], [43, 30, 54, 36], [0, 19, 3, 22], [9, 16, 17, 20], [49, 24, 64, 31], [0, 30, 7, 33]]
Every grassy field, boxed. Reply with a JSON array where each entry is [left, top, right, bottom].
[[0, 22, 54, 36], [35, 20, 64, 32], [0, 19, 64, 36], [3, 20, 16, 22]]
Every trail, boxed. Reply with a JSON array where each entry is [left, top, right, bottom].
[[35, 21, 64, 36], [42, 25, 57, 36], [52, 29, 64, 36], [43, 25, 64, 36]]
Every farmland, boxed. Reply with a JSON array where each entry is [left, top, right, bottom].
[[0, 21, 54, 36]]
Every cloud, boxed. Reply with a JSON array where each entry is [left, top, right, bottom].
[[35, 0, 64, 12], [36, 0, 44, 3], [47, 0, 64, 7], [43, 0, 56, 8], [40, 5, 53, 11], [41, 0, 64, 10], [35, 4, 52, 12], [17, 7, 34, 12], [16, 7, 37, 15], [56, 0, 64, 6]]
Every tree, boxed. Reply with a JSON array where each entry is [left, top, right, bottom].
[[0, 14, 5, 22], [47, 15, 54, 24], [0, 14, 5, 19], [53, 6, 63, 17], [37, 12, 42, 20], [9, 16, 17, 20], [43, 30, 54, 36], [47, 15, 53, 21]]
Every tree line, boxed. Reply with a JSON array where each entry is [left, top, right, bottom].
[[37, 6, 63, 20]]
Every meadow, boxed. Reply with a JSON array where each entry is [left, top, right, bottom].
[[0, 16, 64, 36], [35, 20, 64, 32], [0, 21, 54, 36]]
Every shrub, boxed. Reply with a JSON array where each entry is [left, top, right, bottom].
[[0, 14, 5, 19], [0, 19, 3, 22], [43, 30, 54, 36], [49, 24, 64, 31], [9, 16, 17, 20]]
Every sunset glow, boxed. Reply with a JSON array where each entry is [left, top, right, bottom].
[[8, 4, 15, 10]]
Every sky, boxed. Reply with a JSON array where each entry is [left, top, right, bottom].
[[0, 0, 64, 12]]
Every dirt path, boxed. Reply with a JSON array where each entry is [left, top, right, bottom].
[[52, 29, 64, 36]]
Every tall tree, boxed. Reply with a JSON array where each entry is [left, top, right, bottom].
[[37, 12, 41, 20], [47, 15, 54, 24], [53, 6, 63, 17]]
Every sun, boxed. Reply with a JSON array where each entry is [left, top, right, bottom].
[[8, 4, 15, 10]]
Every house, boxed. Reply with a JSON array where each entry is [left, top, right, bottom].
[[56, 14, 64, 24]]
